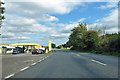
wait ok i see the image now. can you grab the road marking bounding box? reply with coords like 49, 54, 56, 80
31, 62, 37, 65
76, 54, 80, 56
45, 57, 48, 58
20, 66, 29, 71
38, 60, 42, 62
42, 58, 45, 60
91, 59, 107, 66
43, 58, 46, 60
5, 74, 15, 79
24, 60, 33, 62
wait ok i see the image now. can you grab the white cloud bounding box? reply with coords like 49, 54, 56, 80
1, 1, 119, 45
105, 27, 118, 33
88, 8, 118, 34
98, 2, 117, 9
69, 18, 86, 24
78, 18, 86, 22
3, 0, 119, 2
1, 1, 85, 44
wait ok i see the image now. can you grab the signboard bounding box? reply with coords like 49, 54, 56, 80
49, 41, 51, 51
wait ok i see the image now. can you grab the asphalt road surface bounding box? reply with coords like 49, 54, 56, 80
2, 53, 52, 80
2, 50, 119, 79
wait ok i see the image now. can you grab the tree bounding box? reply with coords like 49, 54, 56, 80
0, 1, 5, 28
51, 43, 56, 48
57, 45, 63, 49
68, 23, 87, 50
84, 30, 99, 50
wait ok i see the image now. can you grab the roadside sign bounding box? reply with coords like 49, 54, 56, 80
49, 41, 51, 51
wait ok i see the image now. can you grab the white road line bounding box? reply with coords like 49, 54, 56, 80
44, 57, 46, 59
38, 60, 42, 62
31, 63, 37, 66
76, 54, 80, 56
20, 66, 29, 71
42, 58, 45, 60
91, 59, 107, 66
24, 60, 33, 62
5, 74, 15, 79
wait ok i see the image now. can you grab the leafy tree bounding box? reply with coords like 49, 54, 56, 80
98, 33, 120, 52
0, 1, 5, 28
57, 45, 63, 49
68, 23, 87, 50
65, 22, 119, 54
84, 30, 99, 50
51, 43, 56, 48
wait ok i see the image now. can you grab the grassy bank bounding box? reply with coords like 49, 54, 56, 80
74, 50, 120, 57
90, 51, 120, 57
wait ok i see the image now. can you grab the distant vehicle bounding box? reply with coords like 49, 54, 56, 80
7, 48, 13, 54
12, 49, 19, 54
39, 49, 45, 53
32, 49, 42, 54
6, 46, 15, 54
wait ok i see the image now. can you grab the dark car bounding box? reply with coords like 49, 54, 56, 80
12, 50, 19, 54
32, 49, 42, 54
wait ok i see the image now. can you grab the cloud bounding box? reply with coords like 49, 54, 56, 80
70, 18, 86, 24
1, 1, 119, 45
88, 8, 118, 34
78, 18, 86, 22
98, 2, 117, 9
5, 1, 84, 16
1, 1, 85, 44
105, 27, 118, 33
5, 2, 59, 22
3, 0, 119, 2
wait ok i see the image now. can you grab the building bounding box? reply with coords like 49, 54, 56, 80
11, 43, 39, 52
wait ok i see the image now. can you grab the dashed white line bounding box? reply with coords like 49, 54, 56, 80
76, 54, 80, 56
5, 74, 15, 79
91, 59, 107, 66
31, 63, 37, 66
42, 58, 45, 60
24, 60, 33, 62
38, 60, 42, 62
45, 57, 48, 58
20, 66, 29, 71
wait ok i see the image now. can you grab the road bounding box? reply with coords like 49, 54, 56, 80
2, 50, 119, 79
2, 53, 52, 80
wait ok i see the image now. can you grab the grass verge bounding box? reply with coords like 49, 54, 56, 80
72, 50, 120, 57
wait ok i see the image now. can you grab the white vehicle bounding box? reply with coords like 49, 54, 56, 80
6, 46, 15, 53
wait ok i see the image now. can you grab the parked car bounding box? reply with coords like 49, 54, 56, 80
32, 49, 42, 54
7, 48, 13, 54
12, 50, 19, 54
39, 49, 45, 53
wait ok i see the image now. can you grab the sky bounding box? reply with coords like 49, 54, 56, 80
1, 0, 119, 46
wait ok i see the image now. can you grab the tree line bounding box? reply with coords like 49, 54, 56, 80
62, 23, 120, 55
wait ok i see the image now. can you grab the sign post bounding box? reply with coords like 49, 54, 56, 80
49, 41, 51, 51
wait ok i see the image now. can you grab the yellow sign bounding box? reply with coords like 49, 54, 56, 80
49, 41, 51, 51
37, 45, 42, 48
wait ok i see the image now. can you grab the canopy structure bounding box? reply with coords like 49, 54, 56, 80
0, 44, 9, 47
11, 43, 40, 52
11, 43, 39, 46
